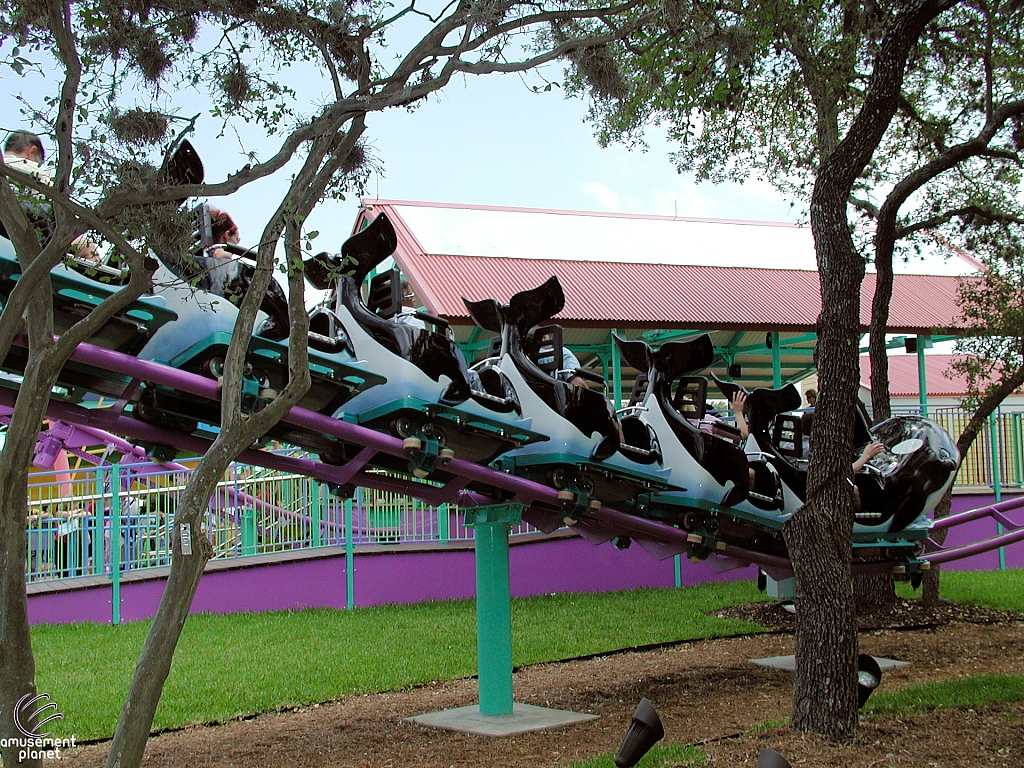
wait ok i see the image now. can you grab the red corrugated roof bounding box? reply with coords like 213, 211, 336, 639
861, 354, 1024, 397
860, 355, 967, 397
357, 202, 970, 332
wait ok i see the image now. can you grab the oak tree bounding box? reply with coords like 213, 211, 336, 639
568, 0, 968, 736
0, 2, 647, 766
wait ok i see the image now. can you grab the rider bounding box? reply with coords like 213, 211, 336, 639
2, 130, 100, 261
394, 278, 427, 329
165, 206, 290, 341
731, 390, 885, 500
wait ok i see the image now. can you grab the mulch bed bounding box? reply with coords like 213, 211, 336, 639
61, 601, 1024, 768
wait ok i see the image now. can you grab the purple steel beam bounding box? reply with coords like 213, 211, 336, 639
929, 495, 1024, 530
925, 527, 1024, 565
3, 386, 900, 577
923, 495, 1024, 564
0, 386, 486, 510
11, 410, 299, 523
6, 336, 959, 576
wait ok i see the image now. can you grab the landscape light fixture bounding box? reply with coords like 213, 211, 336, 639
755, 748, 793, 768
613, 698, 664, 768
857, 654, 883, 707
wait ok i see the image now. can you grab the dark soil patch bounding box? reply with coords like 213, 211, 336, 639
61, 602, 1024, 767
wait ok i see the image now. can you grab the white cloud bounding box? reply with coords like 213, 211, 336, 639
581, 182, 621, 212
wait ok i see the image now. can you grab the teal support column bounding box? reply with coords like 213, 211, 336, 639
110, 463, 121, 626
345, 497, 355, 609
464, 503, 525, 717
989, 412, 1003, 502
611, 329, 623, 410
673, 554, 681, 588
1014, 413, 1023, 487
989, 412, 1005, 570
770, 332, 781, 388
917, 334, 930, 417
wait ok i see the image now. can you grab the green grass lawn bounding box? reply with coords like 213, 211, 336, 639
32, 568, 1024, 743
33, 580, 768, 741
866, 674, 1024, 717
898, 567, 1024, 612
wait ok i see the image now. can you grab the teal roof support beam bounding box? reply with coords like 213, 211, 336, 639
917, 334, 931, 417
611, 329, 623, 410
860, 333, 955, 355
770, 331, 782, 388
641, 328, 712, 344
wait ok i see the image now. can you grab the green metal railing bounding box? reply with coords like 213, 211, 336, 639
24, 459, 537, 586
893, 405, 1024, 491
24, 405, 1022, 593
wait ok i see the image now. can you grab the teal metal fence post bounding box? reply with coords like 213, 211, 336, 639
674, 554, 682, 588
110, 463, 121, 626
1014, 413, 1023, 488
93, 466, 105, 576
437, 503, 450, 543
241, 505, 256, 556
345, 497, 355, 609
311, 481, 322, 548
989, 412, 1005, 570
464, 503, 524, 717
917, 335, 930, 417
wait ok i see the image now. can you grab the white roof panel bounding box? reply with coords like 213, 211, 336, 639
387, 202, 979, 276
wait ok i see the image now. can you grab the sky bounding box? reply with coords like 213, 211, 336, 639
0, 15, 958, 359
212, 69, 806, 257
2, 14, 802, 257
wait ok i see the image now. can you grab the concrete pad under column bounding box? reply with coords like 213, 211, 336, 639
406, 702, 598, 737
750, 655, 910, 671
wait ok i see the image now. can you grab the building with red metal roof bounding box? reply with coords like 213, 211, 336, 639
860, 354, 1024, 409
353, 199, 978, 395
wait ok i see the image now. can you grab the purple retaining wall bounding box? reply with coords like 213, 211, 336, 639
27, 534, 753, 625
27, 493, 1021, 625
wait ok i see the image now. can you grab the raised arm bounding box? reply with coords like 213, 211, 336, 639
853, 441, 885, 472
729, 391, 749, 440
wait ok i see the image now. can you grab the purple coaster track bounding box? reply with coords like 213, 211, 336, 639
924, 495, 1024, 564
7, 334, 1021, 578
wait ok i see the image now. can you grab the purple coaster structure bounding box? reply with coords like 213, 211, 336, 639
9, 334, 1024, 579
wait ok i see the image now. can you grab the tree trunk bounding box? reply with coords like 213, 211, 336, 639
103, 515, 214, 768
868, 241, 895, 424
103, 442, 247, 768
0, 351, 66, 768
854, 571, 897, 612
921, 488, 952, 605
0, 464, 39, 768
786, 1, 952, 737
0, 252, 69, 767
784, 494, 859, 735
785, 204, 863, 736
857, 198, 900, 612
